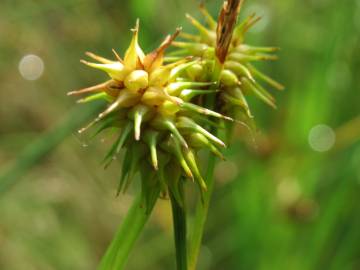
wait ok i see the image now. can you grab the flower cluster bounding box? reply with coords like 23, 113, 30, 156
69, 4, 281, 208
171, 5, 284, 119
69, 21, 232, 207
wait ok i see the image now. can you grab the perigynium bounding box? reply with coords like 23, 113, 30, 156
69, 1, 281, 269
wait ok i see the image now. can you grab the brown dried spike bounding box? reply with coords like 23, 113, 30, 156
143, 27, 182, 71
216, 0, 244, 64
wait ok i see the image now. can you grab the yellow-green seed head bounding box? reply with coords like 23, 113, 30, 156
69, 21, 232, 204
172, 4, 284, 120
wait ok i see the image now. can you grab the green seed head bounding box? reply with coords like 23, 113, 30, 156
172, 3, 284, 120
69, 20, 231, 204
69, 1, 283, 207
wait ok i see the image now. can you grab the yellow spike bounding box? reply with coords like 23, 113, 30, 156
199, 3, 217, 30
163, 56, 183, 63
163, 56, 192, 69
85, 52, 114, 64
80, 60, 126, 81
247, 64, 285, 91
244, 15, 262, 33
185, 14, 214, 41
67, 81, 111, 96
233, 13, 261, 44
76, 92, 110, 104
124, 19, 145, 70
179, 32, 201, 42
78, 117, 99, 134
144, 27, 182, 72
112, 49, 123, 63
97, 89, 140, 121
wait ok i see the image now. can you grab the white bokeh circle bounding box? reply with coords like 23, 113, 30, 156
18, 54, 44, 81
308, 124, 336, 152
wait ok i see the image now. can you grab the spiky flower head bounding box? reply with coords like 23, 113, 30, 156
171, 1, 284, 120
69, 21, 232, 208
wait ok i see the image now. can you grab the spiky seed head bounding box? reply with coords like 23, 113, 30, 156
174, 2, 283, 120
69, 20, 231, 205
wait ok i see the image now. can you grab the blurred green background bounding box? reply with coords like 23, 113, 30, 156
1, 0, 360, 269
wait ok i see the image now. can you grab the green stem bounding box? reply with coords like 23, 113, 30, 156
188, 52, 224, 270
98, 192, 158, 270
188, 154, 217, 270
188, 0, 241, 265
170, 182, 188, 270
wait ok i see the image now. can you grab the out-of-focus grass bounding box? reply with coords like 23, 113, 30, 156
0, 0, 359, 269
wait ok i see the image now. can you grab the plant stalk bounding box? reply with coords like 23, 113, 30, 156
188, 1, 242, 267
187, 56, 223, 268
170, 181, 188, 270
188, 154, 217, 270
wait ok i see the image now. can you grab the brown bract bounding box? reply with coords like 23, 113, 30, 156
216, 0, 243, 63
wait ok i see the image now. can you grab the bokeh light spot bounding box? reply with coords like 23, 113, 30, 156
308, 124, 336, 152
18, 54, 44, 81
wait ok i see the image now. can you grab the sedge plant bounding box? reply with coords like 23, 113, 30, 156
68, 0, 282, 269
